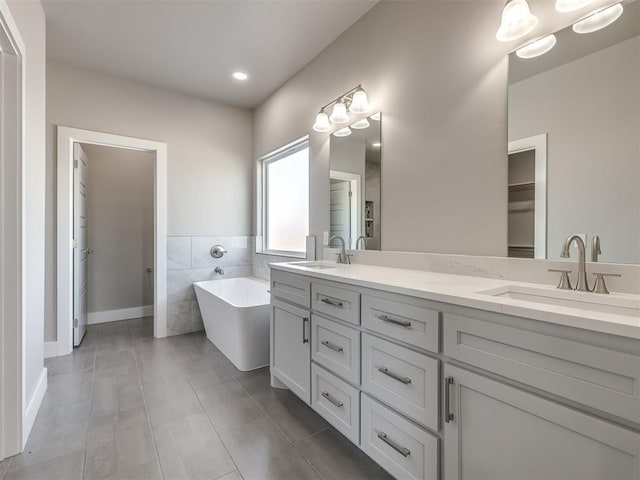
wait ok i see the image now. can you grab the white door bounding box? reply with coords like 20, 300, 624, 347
73, 143, 89, 346
330, 179, 351, 247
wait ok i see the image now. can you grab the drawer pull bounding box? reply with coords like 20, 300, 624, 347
377, 431, 411, 458
321, 391, 344, 408
302, 317, 309, 344
321, 340, 344, 352
444, 376, 454, 423
378, 366, 412, 385
379, 314, 411, 328
321, 297, 344, 308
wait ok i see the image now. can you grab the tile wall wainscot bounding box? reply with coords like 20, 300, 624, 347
167, 235, 252, 335
323, 248, 640, 295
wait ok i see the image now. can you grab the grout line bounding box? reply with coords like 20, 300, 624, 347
81, 334, 98, 480
129, 319, 166, 480
191, 378, 243, 479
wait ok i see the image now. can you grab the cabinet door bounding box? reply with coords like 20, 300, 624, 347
443, 364, 640, 480
271, 299, 311, 404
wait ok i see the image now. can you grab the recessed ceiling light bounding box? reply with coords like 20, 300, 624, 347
232, 71, 248, 81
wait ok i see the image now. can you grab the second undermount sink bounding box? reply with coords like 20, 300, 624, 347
292, 261, 337, 270
478, 285, 640, 318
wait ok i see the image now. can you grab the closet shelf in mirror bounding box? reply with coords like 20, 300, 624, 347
508, 200, 534, 213
508, 181, 535, 191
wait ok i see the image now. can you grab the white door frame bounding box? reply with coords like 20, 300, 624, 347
57, 127, 168, 355
0, 0, 25, 460
508, 133, 548, 260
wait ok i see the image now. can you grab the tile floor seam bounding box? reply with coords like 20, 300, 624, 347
81, 336, 98, 480
191, 379, 245, 480
130, 323, 166, 480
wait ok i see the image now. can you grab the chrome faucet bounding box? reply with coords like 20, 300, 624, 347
591, 235, 602, 262
355, 235, 367, 250
329, 235, 351, 264
560, 234, 589, 291
214, 266, 224, 275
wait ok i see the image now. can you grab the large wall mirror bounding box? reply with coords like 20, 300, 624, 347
329, 113, 381, 250
508, 0, 639, 264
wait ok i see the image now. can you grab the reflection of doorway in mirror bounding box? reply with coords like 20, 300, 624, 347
507, 134, 547, 259
330, 170, 361, 248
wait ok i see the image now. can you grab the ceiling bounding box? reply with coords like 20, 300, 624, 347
42, 0, 378, 109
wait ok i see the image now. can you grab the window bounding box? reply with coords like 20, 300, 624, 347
259, 137, 309, 256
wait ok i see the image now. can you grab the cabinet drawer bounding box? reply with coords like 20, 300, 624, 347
362, 334, 439, 430
362, 293, 440, 353
311, 363, 360, 444
444, 312, 640, 424
311, 283, 360, 325
271, 270, 310, 308
361, 394, 438, 480
311, 315, 360, 385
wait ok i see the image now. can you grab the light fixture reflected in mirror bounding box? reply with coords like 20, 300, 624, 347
555, 0, 593, 12
496, 0, 538, 42
312, 85, 371, 133
573, 3, 624, 33
516, 34, 557, 58
372, 142, 381, 148
370, 111, 381, 121
351, 118, 370, 130
333, 127, 352, 137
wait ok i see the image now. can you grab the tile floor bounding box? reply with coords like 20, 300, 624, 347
1, 318, 392, 480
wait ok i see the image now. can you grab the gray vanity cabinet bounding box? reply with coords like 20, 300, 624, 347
443, 364, 640, 480
271, 298, 311, 404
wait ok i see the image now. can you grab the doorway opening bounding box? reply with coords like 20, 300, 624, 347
57, 127, 167, 356
0, 3, 24, 459
329, 170, 361, 249
507, 134, 547, 259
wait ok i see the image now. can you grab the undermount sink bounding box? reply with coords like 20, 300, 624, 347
478, 285, 640, 318
292, 262, 337, 270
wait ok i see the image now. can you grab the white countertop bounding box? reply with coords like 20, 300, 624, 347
270, 261, 640, 339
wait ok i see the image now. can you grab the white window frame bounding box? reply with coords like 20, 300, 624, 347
257, 136, 309, 258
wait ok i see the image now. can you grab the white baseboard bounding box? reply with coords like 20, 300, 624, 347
44, 341, 58, 359
88, 305, 153, 325
23, 368, 47, 447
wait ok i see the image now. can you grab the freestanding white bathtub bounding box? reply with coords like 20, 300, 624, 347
194, 277, 271, 371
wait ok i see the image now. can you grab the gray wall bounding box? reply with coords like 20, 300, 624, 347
83, 144, 154, 313
253, 1, 510, 256
509, 36, 640, 264
46, 60, 253, 341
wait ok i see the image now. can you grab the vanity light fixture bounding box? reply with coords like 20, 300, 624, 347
333, 127, 352, 137
572, 3, 624, 34
312, 84, 370, 133
351, 118, 371, 130
516, 34, 557, 58
330, 100, 350, 125
370, 111, 381, 121
496, 0, 539, 42
555, 0, 593, 12
232, 71, 248, 81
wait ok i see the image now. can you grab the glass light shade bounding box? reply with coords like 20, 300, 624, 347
349, 89, 369, 114
333, 127, 352, 137
573, 3, 623, 34
516, 34, 557, 59
370, 111, 381, 121
312, 111, 332, 133
351, 119, 370, 130
496, 0, 538, 42
555, 0, 593, 12
329, 101, 350, 125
